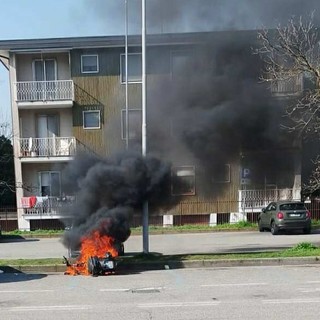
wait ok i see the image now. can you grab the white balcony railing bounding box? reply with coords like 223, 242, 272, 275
239, 188, 301, 212
14, 80, 74, 102
18, 137, 76, 158
271, 74, 303, 95
23, 196, 75, 216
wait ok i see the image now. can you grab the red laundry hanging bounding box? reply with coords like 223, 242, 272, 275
30, 196, 37, 207
21, 196, 37, 208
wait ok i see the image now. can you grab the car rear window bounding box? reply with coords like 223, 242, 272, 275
279, 203, 306, 211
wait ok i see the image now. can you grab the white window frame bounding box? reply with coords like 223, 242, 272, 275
81, 54, 99, 74
212, 164, 231, 183
171, 165, 196, 196
38, 171, 61, 197
121, 108, 142, 140
120, 53, 142, 84
83, 110, 101, 129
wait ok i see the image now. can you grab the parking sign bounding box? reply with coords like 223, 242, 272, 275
241, 168, 251, 185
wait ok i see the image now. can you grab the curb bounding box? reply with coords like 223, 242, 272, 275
118, 256, 320, 271
1, 256, 319, 274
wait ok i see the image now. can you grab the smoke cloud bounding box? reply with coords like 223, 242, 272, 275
82, 0, 320, 35
146, 0, 320, 32
145, 33, 293, 191
62, 152, 180, 250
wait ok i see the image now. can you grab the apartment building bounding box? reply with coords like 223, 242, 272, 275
0, 31, 303, 231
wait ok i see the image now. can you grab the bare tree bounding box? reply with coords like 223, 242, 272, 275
0, 123, 36, 203
257, 13, 320, 134
0, 128, 15, 204
256, 14, 320, 195
303, 156, 320, 196
0, 123, 40, 203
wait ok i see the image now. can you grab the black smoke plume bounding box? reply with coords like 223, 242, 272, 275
62, 152, 180, 251
82, 0, 319, 35
146, 32, 294, 191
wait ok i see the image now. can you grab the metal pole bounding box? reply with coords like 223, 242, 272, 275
142, 0, 149, 254
125, 0, 129, 149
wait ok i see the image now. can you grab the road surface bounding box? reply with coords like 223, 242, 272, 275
1, 230, 320, 259
0, 265, 319, 319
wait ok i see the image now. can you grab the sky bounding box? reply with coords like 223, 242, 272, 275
0, 0, 130, 128
0, 0, 318, 130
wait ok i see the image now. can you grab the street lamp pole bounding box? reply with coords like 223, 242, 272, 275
141, 0, 149, 254
125, 0, 129, 150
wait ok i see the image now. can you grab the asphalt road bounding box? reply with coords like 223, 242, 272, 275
1, 230, 320, 259
0, 265, 320, 319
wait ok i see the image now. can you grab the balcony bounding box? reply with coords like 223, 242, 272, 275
22, 196, 75, 219
18, 137, 76, 161
271, 74, 303, 96
239, 188, 301, 213
14, 80, 74, 108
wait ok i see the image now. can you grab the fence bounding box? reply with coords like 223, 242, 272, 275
0, 207, 18, 232
2, 199, 320, 232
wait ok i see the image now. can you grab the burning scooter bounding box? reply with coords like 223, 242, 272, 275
87, 252, 116, 276
63, 231, 121, 276
64, 251, 116, 276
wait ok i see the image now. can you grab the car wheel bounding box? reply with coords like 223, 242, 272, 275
270, 221, 279, 235
303, 227, 311, 234
258, 219, 264, 232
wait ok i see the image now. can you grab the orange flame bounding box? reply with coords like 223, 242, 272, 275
65, 230, 118, 276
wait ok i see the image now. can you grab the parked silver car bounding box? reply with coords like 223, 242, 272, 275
258, 201, 312, 235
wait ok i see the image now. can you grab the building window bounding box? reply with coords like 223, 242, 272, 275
83, 110, 101, 129
121, 109, 142, 140
36, 114, 59, 156
33, 59, 57, 81
171, 50, 192, 79
120, 53, 142, 83
39, 171, 61, 197
172, 166, 196, 196
212, 164, 231, 183
81, 55, 99, 73
29, 59, 57, 101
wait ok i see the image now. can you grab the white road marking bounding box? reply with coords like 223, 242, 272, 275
263, 298, 320, 304
9, 305, 92, 312
299, 288, 320, 293
100, 287, 165, 292
138, 301, 220, 308
0, 290, 54, 293
100, 288, 130, 292
201, 282, 267, 287
307, 281, 320, 284
132, 287, 164, 291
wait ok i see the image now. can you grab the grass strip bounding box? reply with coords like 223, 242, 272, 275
1, 243, 319, 267
4, 220, 320, 237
